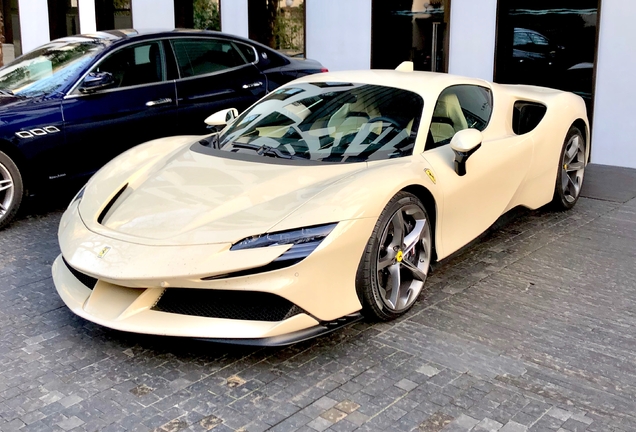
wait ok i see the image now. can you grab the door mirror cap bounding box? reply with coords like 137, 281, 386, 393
450, 129, 483, 176
79, 72, 114, 94
205, 108, 239, 127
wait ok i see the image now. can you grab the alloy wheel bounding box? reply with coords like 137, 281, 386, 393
376, 204, 431, 312
561, 133, 585, 203
0, 162, 14, 220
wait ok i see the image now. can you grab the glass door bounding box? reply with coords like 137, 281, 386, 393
372, 0, 451, 72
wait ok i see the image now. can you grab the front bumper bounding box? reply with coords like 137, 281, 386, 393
53, 208, 375, 342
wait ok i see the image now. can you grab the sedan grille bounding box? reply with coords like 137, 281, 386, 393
62, 257, 98, 290
152, 289, 305, 322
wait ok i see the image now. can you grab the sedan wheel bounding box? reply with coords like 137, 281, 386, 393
0, 151, 23, 230
357, 192, 432, 321
552, 126, 585, 210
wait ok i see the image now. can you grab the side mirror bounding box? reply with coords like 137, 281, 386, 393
79, 72, 114, 94
450, 129, 482, 176
204, 108, 239, 127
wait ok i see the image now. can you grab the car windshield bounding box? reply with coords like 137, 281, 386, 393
217, 82, 424, 163
0, 38, 106, 97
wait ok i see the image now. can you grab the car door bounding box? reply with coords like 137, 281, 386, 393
61, 40, 177, 175
169, 37, 267, 135
422, 85, 533, 256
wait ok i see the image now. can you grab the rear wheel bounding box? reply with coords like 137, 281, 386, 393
0, 151, 23, 230
356, 192, 432, 321
552, 126, 585, 210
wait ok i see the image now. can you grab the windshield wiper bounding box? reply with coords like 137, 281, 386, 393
0, 89, 14, 96
199, 133, 221, 149
230, 142, 296, 159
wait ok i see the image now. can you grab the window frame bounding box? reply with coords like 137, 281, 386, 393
167, 37, 260, 82
425, 84, 494, 150
66, 39, 168, 97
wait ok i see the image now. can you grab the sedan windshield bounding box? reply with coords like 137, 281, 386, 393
0, 38, 106, 97
218, 82, 424, 163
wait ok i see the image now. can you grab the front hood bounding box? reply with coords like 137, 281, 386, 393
79, 143, 366, 245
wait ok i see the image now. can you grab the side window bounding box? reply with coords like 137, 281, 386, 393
90, 41, 164, 89
528, 33, 549, 47
234, 42, 258, 64
513, 31, 532, 47
427, 85, 493, 149
171, 38, 248, 78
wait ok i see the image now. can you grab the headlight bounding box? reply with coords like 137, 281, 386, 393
231, 223, 337, 264
231, 223, 337, 250
68, 185, 86, 208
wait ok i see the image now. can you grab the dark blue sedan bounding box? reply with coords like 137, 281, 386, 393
0, 29, 326, 228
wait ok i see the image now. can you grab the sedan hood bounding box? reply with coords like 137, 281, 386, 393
79, 141, 366, 246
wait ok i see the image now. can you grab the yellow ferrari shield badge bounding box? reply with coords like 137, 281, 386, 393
396, 250, 404, 262
425, 168, 436, 184
97, 246, 111, 259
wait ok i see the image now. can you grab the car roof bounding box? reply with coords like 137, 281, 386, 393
292, 69, 492, 101
55, 29, 263, 45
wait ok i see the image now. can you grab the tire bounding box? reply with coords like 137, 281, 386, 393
0, 151, 24, 230
356, 191, 432, 321
551, 126, 585, 210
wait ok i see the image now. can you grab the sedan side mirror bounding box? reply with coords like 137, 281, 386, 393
450, 129, 483, 176
205, 108, 239, 127
79, 72, 114, 94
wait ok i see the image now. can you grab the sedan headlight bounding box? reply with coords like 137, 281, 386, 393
231, 223, 337, 263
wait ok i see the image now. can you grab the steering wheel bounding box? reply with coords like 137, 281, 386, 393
368, 116, 402, 129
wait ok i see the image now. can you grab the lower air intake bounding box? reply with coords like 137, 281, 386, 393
63, 257, 98, 290
152, 289, 305, 322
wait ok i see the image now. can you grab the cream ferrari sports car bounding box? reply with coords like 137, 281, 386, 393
52, 64, 589, 345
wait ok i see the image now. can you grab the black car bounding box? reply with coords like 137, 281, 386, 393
0, 29, 326, 228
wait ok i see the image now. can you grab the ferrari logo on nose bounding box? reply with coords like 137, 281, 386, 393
396, 250, 404, 262
97, 246, 111, 259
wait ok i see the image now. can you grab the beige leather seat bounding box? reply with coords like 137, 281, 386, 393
430, 92, 468, 144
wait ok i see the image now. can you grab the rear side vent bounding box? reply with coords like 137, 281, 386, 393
513, 101, 547, 135
97, 183, 128, 224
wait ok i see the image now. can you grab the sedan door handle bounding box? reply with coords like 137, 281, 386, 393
242, 82, 263, 89
145, 98, 173, 107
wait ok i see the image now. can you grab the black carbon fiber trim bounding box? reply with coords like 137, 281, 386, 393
151, 289, 305, 322
62, 257, 98, 290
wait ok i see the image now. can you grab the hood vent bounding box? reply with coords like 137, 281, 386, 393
98, 183, 129, 225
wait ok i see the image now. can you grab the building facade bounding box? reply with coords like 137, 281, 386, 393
1, 0, 633, 169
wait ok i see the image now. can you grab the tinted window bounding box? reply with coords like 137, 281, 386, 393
90, 41, 164, 89
217, 82, 424, 163
235, 42, 257, 63
513, 31, 532, 47
428, 85, 493, 149
171, 38, 247, 78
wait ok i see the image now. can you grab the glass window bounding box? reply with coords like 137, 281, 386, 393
89, 41, 164, 89
48, 0, 80, 40
248, 0, 305, 57
175, 0, 220, 31
171, 38, 247, 78
495, 1, 599, 118
216, 82, 424, 163
428, 85, 493, 148
372, 0, 451, 72
95, 0, 132, 31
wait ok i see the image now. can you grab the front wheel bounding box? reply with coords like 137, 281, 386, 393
0, 151, 23, 230
356, 192, 432, 321
551, 126, 586, 210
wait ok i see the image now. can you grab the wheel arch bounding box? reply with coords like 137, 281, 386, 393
400, 184, 439, 261
0, 140, 30, 191
571, 118, 590, 162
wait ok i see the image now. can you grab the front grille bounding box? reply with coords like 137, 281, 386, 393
62, 257, 98, 290
152, 289, 305, 322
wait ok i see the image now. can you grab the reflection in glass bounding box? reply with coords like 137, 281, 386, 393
48, 0, 80, 40
248, 0, 305, 57
175, 0, 220, 31
495, 1, 599, 117
372, 0, 450, 72
95, 0, 132, 31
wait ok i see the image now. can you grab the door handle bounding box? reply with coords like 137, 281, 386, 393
145, 98, 173, 107
242, 82, 263, 89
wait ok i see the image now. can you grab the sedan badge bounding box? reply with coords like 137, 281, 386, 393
97, 246, 111, 259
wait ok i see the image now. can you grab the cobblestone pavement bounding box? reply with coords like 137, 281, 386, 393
1, 166, 636, 432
